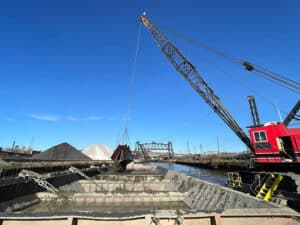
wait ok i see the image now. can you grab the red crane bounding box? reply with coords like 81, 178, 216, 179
140, 14, 300, 165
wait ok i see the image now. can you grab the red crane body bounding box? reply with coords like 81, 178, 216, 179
249, 123, 300, 163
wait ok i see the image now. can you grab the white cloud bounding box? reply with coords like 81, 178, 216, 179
86, 116, 104, 121
108, 116, 127, 121
66, 116, 79, 121
66, 115, 105, 121
5, 118, 16, 121
29, 114, 125, 122
30, 114, 60, 121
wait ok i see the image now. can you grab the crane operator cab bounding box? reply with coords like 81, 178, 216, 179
249, 122, 300, 163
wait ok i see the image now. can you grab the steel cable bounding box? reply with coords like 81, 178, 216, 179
159, 25, 300, 95
121, 22, 142, 145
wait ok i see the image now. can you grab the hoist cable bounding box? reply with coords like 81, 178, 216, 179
192, 49, 291, 117
159, 25, 300, 94
159, 25, 243, 66
252, 66, 300, 94
120, 22, 142, 145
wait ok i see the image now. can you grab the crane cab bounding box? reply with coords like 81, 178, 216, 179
249, 122, 300, 163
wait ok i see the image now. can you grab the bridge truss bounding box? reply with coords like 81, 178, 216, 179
134, 141, 174, 160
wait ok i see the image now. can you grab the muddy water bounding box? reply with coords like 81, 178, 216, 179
147, 162, 227, 185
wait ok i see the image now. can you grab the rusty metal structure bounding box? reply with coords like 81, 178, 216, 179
134, 141, 174, 159
111, 144, 133, 171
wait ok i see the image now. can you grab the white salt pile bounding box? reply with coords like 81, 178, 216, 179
83, 144, 113, 160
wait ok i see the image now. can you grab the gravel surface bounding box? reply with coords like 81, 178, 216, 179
32, 143, 91, 161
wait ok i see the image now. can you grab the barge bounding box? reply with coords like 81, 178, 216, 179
0, 161, 298, 225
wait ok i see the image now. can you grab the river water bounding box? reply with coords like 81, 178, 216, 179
146, 162, 228, 186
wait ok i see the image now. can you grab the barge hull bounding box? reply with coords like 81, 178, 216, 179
0, 212, 297, 225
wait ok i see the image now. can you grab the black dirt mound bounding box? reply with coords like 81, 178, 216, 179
32, 142, 91, 161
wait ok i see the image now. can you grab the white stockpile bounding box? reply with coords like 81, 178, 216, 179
83, 144, 113, 160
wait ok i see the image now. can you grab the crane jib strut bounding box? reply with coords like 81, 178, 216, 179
140, 15, 253, 152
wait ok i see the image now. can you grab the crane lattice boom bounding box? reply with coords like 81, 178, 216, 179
140, 15, 253, 152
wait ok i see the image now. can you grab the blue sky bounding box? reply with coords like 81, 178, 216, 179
0, 1, 299, 153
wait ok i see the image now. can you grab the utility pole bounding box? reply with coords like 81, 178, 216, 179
217, 136, 220, 155
186, 140, 190, 161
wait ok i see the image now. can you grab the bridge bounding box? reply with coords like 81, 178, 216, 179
134, 141, 174, 159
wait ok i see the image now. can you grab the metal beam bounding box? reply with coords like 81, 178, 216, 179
283, 100, 300, 126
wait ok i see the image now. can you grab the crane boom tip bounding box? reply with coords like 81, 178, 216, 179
140, 12, 147, 21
